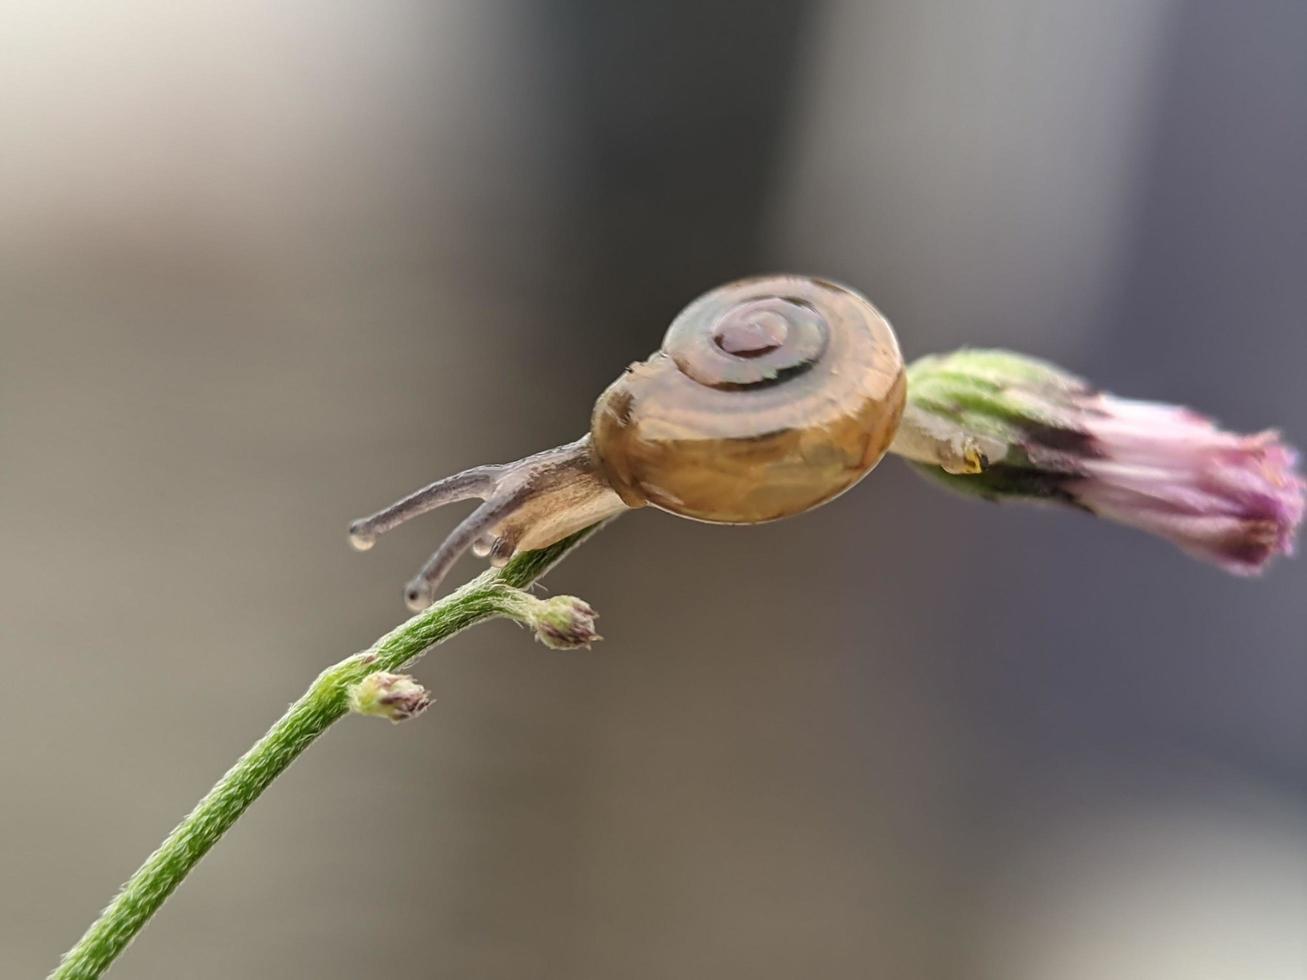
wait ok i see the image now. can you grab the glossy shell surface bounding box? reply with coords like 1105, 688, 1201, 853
590, 275, 906, 524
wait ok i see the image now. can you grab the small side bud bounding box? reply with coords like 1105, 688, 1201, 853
496, 589, 602, 650
347, 672, 432, 723
529, 595, 602, 650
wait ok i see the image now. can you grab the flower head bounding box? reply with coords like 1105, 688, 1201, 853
898, 350, 1304, 574
347, 672, 432, 723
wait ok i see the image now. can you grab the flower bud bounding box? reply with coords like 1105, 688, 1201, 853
896, 349, 1304, 574
529, 595, 602, 650
496, 589, 602, 650
347, 672, 432, 723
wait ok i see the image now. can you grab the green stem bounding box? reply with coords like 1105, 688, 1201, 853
50, 524, 603, 980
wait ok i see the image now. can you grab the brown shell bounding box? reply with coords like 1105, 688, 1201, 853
589, 275, 906, 524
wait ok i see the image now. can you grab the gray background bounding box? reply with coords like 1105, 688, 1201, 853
3, 2, 1304, 977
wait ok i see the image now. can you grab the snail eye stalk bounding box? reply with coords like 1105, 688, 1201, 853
347, 467, 501, 551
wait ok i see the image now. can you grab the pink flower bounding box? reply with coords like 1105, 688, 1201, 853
900, 350, 1305, 574
1067, 399, 1304, 574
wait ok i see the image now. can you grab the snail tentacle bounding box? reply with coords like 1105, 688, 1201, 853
402, 490, 530, 610
348, 465, 502, 550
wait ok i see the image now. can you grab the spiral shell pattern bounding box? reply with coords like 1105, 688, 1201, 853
590, 275, 906, 524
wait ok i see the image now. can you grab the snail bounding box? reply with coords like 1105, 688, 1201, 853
350, 275, 907, 610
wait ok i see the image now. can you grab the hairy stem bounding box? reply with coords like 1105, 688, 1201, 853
50, 524, 603, 980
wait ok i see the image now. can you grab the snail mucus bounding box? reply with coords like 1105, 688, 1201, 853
350, 275, 909, 610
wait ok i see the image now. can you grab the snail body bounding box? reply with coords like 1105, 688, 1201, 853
351, 275, 906, 609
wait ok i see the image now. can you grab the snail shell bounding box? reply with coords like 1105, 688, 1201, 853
591, 275, 906, 523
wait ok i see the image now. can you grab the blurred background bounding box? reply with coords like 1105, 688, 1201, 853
3, 2, 1304, 977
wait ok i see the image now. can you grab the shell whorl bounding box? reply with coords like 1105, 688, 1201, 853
590, 275, 906, 525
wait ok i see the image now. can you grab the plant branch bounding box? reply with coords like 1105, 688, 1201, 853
50, 345, 1305, 979
49, 523, 604, 980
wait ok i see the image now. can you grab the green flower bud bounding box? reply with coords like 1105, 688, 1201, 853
347, 672, 432, 723
495, 589, 602, 650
